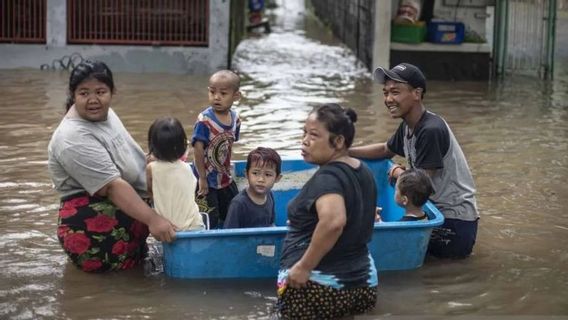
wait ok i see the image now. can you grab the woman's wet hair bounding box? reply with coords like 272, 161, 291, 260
66, 60, 115, 111
147, 117, 188, 162
246, 147, 282, 176
397, 168, 434, 207
311, 103, 358, 148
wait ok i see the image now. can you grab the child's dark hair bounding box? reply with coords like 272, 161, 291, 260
66, 60, 115, 111
148, 117, 188, 162
311, 103, 358, 148
246, 147, 282, 176
397, 168, 434, 207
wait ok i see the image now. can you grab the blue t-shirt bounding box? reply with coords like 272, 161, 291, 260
191, 106, 240, 189
223, 189, 275, 229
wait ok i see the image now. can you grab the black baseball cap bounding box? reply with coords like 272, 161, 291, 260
373, 63, 426, 93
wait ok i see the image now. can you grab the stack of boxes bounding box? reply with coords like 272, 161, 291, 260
392, 21, 465, 45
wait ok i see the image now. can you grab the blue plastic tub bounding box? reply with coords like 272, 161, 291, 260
163, 158, 444, 279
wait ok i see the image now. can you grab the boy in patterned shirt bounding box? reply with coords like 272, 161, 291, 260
192, 70, 241, 229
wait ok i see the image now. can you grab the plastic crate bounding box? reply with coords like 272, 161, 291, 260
391, 22, 426, 44
427, 21, 465, 44
248, 0, 264, 11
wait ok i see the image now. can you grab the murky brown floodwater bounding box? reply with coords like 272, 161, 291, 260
1, 0, 568, 319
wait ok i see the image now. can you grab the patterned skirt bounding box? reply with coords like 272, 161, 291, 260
57, 193, 149, 272
276, 280, 377, 320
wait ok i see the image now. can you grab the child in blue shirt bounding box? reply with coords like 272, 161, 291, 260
224, 147, 282, 229
192, 70, 241, 229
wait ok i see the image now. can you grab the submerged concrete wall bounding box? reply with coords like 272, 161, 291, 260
0, 0, 232, 74
229, 0, 247, 68
309, 0, 373, 70
308, 0, 391, 71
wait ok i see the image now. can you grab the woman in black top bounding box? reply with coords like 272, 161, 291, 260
276, 103, 378, 319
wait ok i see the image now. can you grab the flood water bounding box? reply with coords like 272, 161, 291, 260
1, 1, 568, 319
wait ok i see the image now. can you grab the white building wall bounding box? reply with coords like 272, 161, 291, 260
373, 1, 392, 70
0, 0, 231, 74
47, 0, 67, 47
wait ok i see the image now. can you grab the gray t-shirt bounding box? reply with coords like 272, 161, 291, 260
388, 111, 479, 221
48, 108, 147, 198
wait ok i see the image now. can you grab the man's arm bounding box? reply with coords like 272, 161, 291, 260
389, 166, 437, 182
349, 142, 396, 159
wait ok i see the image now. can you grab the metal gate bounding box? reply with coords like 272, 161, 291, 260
67, 0, 209, 46
0, 0, 46, 44
310, 0, 375, 70
494, 0, 557, 79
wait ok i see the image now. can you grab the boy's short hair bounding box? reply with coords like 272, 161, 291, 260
246, 147, 282, 176
210, 70, 240, 91
397, 168, 434, 207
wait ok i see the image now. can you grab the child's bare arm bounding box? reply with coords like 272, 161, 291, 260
193, 141, 208, 196
145, 163, 153, 199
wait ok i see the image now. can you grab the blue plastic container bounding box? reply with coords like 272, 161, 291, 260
248, 0, 264, 12
163, 158, 444, 279
427, 21, 465, 44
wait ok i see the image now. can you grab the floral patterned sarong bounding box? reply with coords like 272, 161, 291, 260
57, 193, 149, 272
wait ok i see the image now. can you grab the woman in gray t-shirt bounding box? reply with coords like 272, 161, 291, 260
47, 60, 176, 272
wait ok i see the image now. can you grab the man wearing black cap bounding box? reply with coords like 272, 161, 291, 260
350, 63, 479, 259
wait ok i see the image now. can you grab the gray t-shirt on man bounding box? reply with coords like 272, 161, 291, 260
387, 111, 479, 221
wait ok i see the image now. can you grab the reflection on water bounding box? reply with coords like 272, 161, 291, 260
1, 0, 568, 318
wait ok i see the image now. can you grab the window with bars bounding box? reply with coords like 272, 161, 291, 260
67, 0, 209, 46
0, 0, 47, 44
